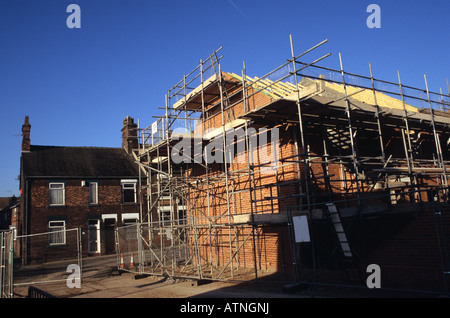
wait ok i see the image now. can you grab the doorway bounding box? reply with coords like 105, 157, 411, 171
104, 218, 116, 254
88, 219, 100, 254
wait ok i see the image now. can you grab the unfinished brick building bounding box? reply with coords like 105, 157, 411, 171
123, 38, 450, 293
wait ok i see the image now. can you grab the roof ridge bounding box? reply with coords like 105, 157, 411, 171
31, 145, 123, 149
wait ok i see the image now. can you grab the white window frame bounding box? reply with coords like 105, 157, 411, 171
89, 182, 99, 205
121, 180, 137, 203
121, 213, 139, 224
158, 206, 173, 226
48, 220, 66, 245
49, 182, 65, 206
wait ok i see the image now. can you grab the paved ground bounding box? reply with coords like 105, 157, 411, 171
12, 255, 446, 300
14, 270, 442, 299
10, 257, 447, 317
13, 266, 305, 299
13, 267, 446, 318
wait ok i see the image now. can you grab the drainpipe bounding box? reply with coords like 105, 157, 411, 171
23, 178, 29, 265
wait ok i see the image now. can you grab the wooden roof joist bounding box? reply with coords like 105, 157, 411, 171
239, 89, 450, 133
172, 73, 242, 111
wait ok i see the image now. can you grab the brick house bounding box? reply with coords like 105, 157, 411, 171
0, 196, 19, 231
18, 116, 144, 264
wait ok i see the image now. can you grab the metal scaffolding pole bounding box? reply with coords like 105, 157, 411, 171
242, 61, 260, 279
289, 35, 330, 276
369, 63, 386, 163
218, 63, 234, 278
289, 35, 313, 210
397, 72, 414, 162
425, 74, 448, 190
339, 52, 362, 205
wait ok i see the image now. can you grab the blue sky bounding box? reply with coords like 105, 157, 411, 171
0, 0, 449, 197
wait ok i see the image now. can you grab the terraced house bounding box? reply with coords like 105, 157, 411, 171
18, 116, 144, 264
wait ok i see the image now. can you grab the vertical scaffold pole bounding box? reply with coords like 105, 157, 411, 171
398, 70, 418, 200
289, 35, 311, 210
369, 63, 386, 163
242, 61, 259, 279
339, 53, 361, 206
425, 75, 448, 190
218, 62, 234, 278
289, 34, 317, 276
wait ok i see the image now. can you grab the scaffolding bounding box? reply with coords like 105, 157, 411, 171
124, 36, 450, 293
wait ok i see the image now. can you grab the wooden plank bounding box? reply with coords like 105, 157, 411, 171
284, 83, 319, 101
202, 119, 247, 140
173, 74, 218, 109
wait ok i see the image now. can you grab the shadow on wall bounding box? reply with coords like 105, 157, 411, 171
282, 206, 450, 294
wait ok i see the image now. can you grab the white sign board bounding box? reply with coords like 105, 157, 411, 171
151, 121, 158, 135
292, 215, 310, 243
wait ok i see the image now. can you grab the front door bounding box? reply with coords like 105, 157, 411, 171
88, 219, 100, 254
104, 218, 116, 254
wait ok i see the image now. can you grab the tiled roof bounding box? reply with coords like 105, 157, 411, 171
22, 145, 139, 178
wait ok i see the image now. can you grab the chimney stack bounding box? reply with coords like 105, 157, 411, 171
22, 116, 31, 152
121, 116, 138, 153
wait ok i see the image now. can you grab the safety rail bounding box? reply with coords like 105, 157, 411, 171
27, 286, 56, 298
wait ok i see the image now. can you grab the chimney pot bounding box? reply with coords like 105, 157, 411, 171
121, 116, 138, 153
21, 116, 31, 152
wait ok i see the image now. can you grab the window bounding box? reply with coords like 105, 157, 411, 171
49, 221, 66, 245
89, 182, 98, 205
178, 205, 187, 225
88, 219, 100, 253
122, 218, 138, 240
158, 206, 172, 226
122, 218, 138, 225
121, 180, 136, 203
49, 182, 65, 206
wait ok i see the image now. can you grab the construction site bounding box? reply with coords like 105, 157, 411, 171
114, 36, 450, 296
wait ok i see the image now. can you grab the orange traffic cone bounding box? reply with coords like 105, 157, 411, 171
130, 253, 135, 268
120, 253, 124, 269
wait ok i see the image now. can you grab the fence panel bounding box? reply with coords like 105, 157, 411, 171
116, 222, 197, 278
115, 221, 259, 281
115, 223, 140, 271
14, 228, 82, 287
0, 230, 14, 298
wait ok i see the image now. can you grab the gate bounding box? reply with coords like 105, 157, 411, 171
115, 220, 259, 281
14, 228, 82, 287
0, 230, 14, 298
115, 221, 197, 279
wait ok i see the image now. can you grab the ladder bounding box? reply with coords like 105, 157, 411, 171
325, 203, 361, 283
325, 203, 352, 257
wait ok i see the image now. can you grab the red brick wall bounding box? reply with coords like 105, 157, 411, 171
356, 204, 450, 292
186, 80, 302, 273
22, 178, 144, 263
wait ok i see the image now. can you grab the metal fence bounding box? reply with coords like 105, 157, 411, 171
115, 221, 261, 281
0, 230, 14, 298
14, 228, 82, 287
116, 221, 203, 279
